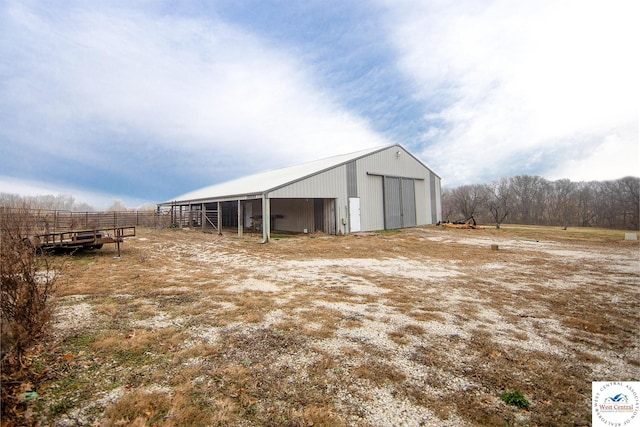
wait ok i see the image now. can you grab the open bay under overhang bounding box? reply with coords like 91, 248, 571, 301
159, 196, 336, 243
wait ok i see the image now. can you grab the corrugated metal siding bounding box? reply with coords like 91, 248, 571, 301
269, 165, 348, 234
401, 178, 416, 227
323, 199, 336, 234
360, 174, 384, 231
357, 146, 436, 230
346, 161, 357, 197
434, 175, 442, 222
383, 177, 417, 229
384, 177, 402, 229
429, 173, 437, 223
415, 179, 427, 225
269, 165, 347, 199
271, 199, 314, 232
313, 199, 323, 232
357, 146, 431, 179
262, 145, 440, 233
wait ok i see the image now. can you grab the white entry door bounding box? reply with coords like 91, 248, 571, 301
349, 197, 361, 233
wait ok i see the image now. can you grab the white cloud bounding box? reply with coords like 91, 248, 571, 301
546, 124, 639, 182
379, 0, 639, 185
3, 0, 636, 202
2, 2, 389, 178
0, 175, 150, 209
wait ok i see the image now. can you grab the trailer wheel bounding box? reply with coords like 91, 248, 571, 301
22, 237, 34, 249
22, 237, 41, 254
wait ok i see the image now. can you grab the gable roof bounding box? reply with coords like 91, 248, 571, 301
162, 145, 396, 204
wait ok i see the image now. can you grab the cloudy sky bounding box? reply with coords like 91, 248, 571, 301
1, 0, 637, 208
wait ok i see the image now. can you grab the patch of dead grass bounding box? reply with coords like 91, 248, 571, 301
103, 389, 172, 426
353, 359, 407, 388
33, 226, 640, 426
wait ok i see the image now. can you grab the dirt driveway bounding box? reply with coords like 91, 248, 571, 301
46, 225, 639, 426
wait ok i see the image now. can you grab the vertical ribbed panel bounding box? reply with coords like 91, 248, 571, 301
384, 177, 402, 229
401, 178, 416, 227
346, 161, 357, 198
430, 173, 437, 223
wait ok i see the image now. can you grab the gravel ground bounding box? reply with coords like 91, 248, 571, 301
45, 225, 640, 426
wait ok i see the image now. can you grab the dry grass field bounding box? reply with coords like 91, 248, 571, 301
26, 225, 639, 426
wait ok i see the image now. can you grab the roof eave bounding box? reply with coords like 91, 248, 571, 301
158, 191, 267, 206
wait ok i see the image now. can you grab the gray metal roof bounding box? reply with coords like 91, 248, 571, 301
162, 144, 396, 204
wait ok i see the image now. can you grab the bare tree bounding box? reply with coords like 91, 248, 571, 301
107, 199, 128, 212
615, 177, 640, 230
0, 193, 95, 212
443, 175, 638, 230
440, 188, 457, 222
509, 175, 547, 224
485, 178, 511, 228
548, 179, 577, 228
575, 182, 598, 227
449, 184, 487, 220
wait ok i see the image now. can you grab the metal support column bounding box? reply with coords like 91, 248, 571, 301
201, 203, 205, 231
237, 200, 243, 238
217, 202, 222, 235
261, 196, 270, 243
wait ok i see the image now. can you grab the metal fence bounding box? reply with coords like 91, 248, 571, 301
0, 208, 173, 235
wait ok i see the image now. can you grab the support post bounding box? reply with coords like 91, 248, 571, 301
237, 200, 243, 238
116, 228, 121, 257
217, 202, 222, 235
201, 203, 205, 231
261, 196, 270, 243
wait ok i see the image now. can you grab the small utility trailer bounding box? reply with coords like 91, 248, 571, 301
25, 226, 136, 256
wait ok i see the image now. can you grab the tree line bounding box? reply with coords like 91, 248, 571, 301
0, 193, 155, 212
0, 193, 94, 212
442, 175, 639, 230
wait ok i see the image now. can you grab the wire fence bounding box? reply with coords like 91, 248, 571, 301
0, 208, 173, 235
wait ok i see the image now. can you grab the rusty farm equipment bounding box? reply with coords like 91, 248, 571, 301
439, 216, 482, 230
